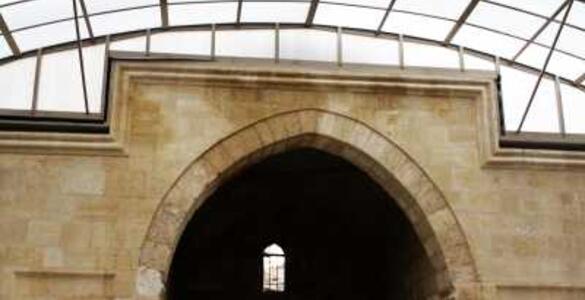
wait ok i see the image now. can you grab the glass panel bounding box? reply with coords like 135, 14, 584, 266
0, 35, 11, 58
500, 65, 559, 133
84, 0, 158, 14
314, 4, 385, 30
489, 0, 563, 16
557, 26, 585, 59
521, 77, 559, 133
567, 2, 585, 29
467, 2, 545, 39
343, 34, 398, 65
518, 45, 585, 80
327, 0, 391, 9
36, 45, 104, 113
90, 7, 160, 36
169, 2, 237, 26
110, 36, 146, 52
463, 54, 495, 71
217, 30, 274, 58
241, 2, 310, 23
537, 24, 585, 58
383, 11, 454, 40
83, 44, 106, 113
516, 44, 547, 68
280, 29, 336, 62
13, 19, 90, 52
151, 31, 211, 55
403, 42, 459, 68
500, 65, 534, 131
453, 25, 523, 58
536, 22, 561, 46
37, 49, 85, 112
561, 84, 585, 134
0, 56, 35, 109
394, 0, 471, 19
1, 0, 72, 30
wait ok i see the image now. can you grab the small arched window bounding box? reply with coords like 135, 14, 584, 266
262, 243, 285, 292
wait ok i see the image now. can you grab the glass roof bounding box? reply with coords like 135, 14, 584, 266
0, 1, 581, 65
0, 0, 583, 137
0, 0, 581, 79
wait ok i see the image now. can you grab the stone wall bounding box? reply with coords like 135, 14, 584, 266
1, 60, 585, 299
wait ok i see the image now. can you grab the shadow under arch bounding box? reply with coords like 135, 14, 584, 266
136, 108, 481, 299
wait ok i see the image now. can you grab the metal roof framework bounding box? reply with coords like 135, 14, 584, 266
0, 0, 584, 139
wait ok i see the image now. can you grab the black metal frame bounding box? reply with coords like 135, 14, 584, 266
0, 49, 583, 151
1, 22, 583, 92
0, 13, 20, 55
444, 0, 479, 44
516, 0, 574, 133
0, 0, 584, 150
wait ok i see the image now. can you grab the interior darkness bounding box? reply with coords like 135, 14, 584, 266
167, 149, 434, 300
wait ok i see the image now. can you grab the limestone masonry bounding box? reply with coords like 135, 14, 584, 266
1, 60, 585, 299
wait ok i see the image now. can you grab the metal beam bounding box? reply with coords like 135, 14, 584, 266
160, 0, 169, 27
398, 34, 404, 69
516, 0, 574, 133
0, 22, 583, 93
576, 72, 585, 85
512, 0, 569, 61
0, 13, 20, 56
444, 0, 479, 43
31, 48, 43, 114
72, 0, 90, 114
337, 27, 343, 67
375, 0, 397, 35
305, 0, 320, 27
211, 24, 216, 60
100, 35, 110, 115
458, 46, 465, 71
494, 56, 501, 74
554, 76, 566, 135
275, 23, 280, 63
236, 0, 243, 25
145, 28, 151, 56
78, 0, 94, 39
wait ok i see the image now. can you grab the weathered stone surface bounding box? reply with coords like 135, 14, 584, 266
3, 62, 585, 299
136, 266, 164, 297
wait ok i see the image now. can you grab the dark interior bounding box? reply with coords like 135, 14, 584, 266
167, 148, 437, 300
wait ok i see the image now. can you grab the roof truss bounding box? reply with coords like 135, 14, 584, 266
516, 0, 574, 133
0, 13, 20, 56
160, 0, 169, 27
444, 0, 479, 43
306, 0, 320, 27
375, 0, 397, 35
512, 0, 570, 61
78, 0, 94, 39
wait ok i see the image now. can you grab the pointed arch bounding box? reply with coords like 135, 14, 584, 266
136, 108, 481, 299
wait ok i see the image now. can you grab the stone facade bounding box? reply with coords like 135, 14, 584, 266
1, 59, 585, 299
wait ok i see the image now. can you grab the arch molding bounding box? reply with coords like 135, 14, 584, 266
137, 108, 481, 299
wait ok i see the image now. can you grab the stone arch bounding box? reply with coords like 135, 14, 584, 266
136, 108, 481, 299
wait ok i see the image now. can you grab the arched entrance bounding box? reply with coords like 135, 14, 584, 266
169, 148, 439, 299
136, 109, 480, 299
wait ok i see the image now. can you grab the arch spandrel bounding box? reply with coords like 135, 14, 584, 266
137, 108, 481, 299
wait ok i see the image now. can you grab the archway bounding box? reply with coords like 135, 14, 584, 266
169, 148, 444, 299
137, 109, 480, 299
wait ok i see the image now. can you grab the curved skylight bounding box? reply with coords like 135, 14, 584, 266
0, 0, 583, 136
